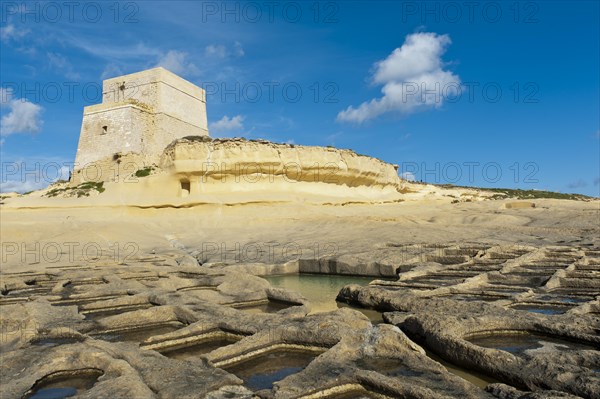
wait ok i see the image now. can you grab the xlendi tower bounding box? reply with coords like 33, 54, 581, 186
73, 67, 208, 183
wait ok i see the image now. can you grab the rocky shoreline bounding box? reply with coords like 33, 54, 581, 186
1, 242, 598, 398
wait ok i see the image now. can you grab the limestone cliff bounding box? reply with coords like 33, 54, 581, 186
148, 137, 404, 203
10, 137, 407, 207
161, 136, 401, 189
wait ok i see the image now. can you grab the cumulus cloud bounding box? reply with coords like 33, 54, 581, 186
209, 115, 245, 134
155, 50, 199, 76
337, 32, 460, 124
0, 88, 43, 137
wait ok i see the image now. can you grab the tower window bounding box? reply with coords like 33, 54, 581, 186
101, 125, 108, 135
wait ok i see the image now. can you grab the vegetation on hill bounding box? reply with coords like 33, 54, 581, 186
135, 167, 154, 177
439, 185, 595, 201
45, 182, 105, 198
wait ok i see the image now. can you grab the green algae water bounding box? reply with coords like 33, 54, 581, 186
264, 273, 507, 389
263, 273, 378, 314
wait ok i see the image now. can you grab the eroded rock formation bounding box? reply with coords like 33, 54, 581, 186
1, 243, 598, 398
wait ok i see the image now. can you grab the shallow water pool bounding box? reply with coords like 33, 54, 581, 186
467, 332, 598, 355
23, 369, 103, 399
224, 349, 321, 391
263, 273, 379, 314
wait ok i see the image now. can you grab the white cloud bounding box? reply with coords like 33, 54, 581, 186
205, 44, 227, 59
0, 23, 28, 43
209, 115, 245, 134
204, 42, 245, 59
0, 179, 46, 193
233, 41, 245, 57
155, 50, 199, 76
0, 88, 43, 137
337, 32, 460, 124
0, 164, 70, 194
373, 33, 451, 84
68, 39, 160, 60
400, 172, 416, 182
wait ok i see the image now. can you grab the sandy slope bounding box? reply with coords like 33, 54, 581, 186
1, 196, 598, 274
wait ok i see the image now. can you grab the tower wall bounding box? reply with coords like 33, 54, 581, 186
72, 67, 209, 183
74, 104, 150, 169
101, 67, 207, 132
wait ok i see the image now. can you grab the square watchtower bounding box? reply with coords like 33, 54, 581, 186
73, 67, 208, 178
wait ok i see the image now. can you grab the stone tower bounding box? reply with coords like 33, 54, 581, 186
72, 67, 208, 182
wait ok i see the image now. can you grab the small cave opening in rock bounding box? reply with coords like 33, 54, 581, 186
180, 180, 190, 197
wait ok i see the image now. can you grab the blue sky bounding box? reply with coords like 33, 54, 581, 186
1, 1, 598, 196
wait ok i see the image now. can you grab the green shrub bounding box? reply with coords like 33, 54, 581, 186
439, 184, 593, 201
135, 167, 153, 177
43, 181, 104, 198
